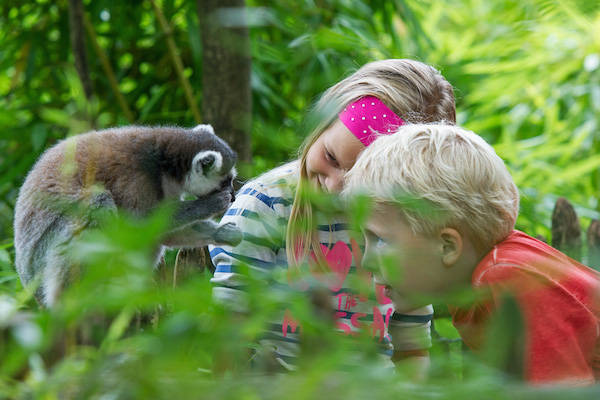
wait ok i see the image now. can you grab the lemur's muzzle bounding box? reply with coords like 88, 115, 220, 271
220, 175, 235, 202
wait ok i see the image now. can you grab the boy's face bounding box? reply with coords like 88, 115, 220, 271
362, 204, 450, 310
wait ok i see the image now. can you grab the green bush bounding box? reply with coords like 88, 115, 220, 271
1, 0, 599, 397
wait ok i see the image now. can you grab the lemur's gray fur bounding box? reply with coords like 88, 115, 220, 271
14, 124, 241, 307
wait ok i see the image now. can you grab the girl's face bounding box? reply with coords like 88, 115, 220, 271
305, 120, 365, 193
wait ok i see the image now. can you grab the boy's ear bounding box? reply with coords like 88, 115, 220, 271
439, 228, 463, 267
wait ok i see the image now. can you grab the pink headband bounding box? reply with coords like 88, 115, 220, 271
338, 96, 404, 147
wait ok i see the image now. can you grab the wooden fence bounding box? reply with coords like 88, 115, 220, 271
552, 197, 600, 268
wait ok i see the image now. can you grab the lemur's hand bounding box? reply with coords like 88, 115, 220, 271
199, 189, 233, 216
213, 222, 242, 246
174, 189, 233, 222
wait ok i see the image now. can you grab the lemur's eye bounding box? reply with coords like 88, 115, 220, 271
201, 154, 215, 165
200, 154, 215, 174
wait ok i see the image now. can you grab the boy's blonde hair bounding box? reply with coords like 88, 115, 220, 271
344, 124, 519, 250
286, 59, 456, 266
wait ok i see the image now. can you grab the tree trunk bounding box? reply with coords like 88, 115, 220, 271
174, 1, 252, 280
197, 0, 252, 164
67, 0, 93, 99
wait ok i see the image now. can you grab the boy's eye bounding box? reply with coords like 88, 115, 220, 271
365, 231, 388, 251
376, 237, 388, 250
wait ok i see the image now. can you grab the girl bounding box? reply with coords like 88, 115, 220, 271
209, 59, 456, 370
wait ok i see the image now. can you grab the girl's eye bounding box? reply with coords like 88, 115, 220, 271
325, 150, 339, 167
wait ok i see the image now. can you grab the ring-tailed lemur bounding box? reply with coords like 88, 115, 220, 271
14, 124, 242, 307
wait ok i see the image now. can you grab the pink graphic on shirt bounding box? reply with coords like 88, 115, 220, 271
350, 238, 371, 302
282, 309, 299, 337
351, 312, 367, 329
281, 239, 394, 342
335, 312, 353, 334
335, 292, 361, 310
344, 294, 358, 310
309, 241, 352, 292
375, 284, 393, 305
372, 306, 393, 341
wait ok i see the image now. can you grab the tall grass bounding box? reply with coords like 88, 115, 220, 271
1, 0, 599, 397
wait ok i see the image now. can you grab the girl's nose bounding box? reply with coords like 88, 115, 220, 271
324, 171, 344, 193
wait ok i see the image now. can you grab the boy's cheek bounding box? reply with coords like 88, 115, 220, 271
379, 253, 404, 287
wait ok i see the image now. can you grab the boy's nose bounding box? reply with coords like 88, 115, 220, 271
361, 245, 380, 273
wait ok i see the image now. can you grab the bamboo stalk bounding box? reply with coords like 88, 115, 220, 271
149, 0, 202, 123
82, 12, 135, 123
9, 15, 49, 95
10, 41, 31, 93
152, 0, 204, 285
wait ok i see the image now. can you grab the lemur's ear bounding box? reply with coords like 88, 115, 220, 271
192, 124, 215, 135
193, 151, 223, 175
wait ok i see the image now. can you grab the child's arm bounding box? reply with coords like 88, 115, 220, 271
208, 178, 290, 372
388, 304, 434, 380
209, 180, 287, 312
482, 265, 598, 384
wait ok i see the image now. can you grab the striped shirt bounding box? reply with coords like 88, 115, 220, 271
209, 161, 433, 368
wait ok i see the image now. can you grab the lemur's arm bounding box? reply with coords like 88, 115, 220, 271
164, 188, 240, 247
172, 190, 232, 223
162, 221, 242, 248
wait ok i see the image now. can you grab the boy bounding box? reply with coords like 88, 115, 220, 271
343, 124, 600, 384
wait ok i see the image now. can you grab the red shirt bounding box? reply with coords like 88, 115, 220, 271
450, 230, 600, 384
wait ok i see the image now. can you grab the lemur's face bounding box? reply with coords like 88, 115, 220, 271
184, 150, 237, 199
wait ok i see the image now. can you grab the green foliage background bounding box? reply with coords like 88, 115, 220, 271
1, 0, 600, 397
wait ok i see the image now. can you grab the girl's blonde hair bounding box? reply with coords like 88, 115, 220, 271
343, 124, 520, 251
286, 59, 456, 267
